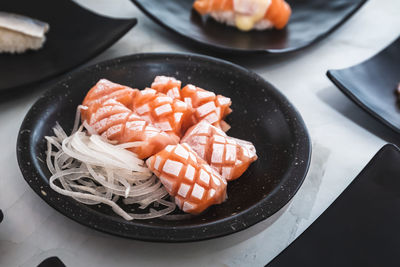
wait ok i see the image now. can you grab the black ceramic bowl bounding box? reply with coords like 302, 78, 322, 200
131, 0, 367, 54
17, 53, 311, 242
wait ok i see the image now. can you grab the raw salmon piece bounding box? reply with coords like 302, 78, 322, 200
193, 0, 234, 15
181, 121, 257, 181
151, 76, 182, 100
132, 88, 192, 139
193, 0, 291, 30
89, 99, 178, 159
265, 0, 291, 30
81, 79, 137, 122
181, 84, 232, 131
146, 143, 227, 214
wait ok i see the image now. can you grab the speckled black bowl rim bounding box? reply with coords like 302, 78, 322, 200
17, 53, 311, 242
131, 0, 367, 55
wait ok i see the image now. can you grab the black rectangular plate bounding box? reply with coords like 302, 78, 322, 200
327, 37, 400, 134
132, 0, 367, 54
0, 0, 136, 92
267, 144, 400, 267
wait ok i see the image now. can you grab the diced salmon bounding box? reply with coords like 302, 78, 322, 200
151, 76, 182, 100
181, 84, 232, 131
131, 88, 192, 139
81, 79, 137, 122
88, 99, 178, 159
146, 143, 227, 214
181, 121, 257, 181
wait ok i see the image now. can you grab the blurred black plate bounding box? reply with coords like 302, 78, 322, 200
328, 37, 400, 134
131, 0, 366, 54
17, 53, 311, 242
38, 257, 65, 267
267, 144, 400, 267
0, 0, 137, 91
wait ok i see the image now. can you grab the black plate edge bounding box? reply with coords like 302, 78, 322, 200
266, 143, 400, 266
326, 68, 400, 135
131, 0, 367, 55
1, 2, 137, 92
16, 52, 311, 242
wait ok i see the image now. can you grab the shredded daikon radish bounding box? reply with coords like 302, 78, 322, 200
45, 109, 176, 220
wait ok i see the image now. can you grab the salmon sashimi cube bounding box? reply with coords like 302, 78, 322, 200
88, 99, 178, 159
151, 76, 182, 100
181, 84, 232, 130
81, 79, 137, 122
132, 88, 192, 139
146, 143, 227, 214
181, 121, 257, 181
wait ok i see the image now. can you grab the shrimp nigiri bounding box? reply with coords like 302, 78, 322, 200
193, 0, 291, 31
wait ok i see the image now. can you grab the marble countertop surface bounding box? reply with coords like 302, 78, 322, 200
1, 0, 400, 266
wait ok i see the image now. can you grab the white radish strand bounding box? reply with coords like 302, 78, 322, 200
82, 120, 97, 136
45, 111, 176, 220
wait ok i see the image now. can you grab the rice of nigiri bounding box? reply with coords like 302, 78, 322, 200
209, 10, 274, 31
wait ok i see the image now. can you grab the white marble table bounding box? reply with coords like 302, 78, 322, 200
1, 0, 400, 266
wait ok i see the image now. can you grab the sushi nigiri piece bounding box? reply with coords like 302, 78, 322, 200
151, 76, 182, 100
193, 0, 291, 31
81, 79, 137, 123
0, 12, 49, 53
181, 121, 257, 181
88, 99, 178, 159
181, 84, 232, 130
131, 88, 192, 139
146, 143, 227, 214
